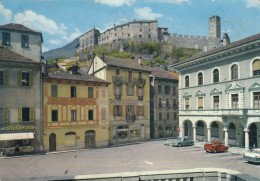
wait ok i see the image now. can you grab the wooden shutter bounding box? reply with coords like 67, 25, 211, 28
30, 108, 35, 122
18, 108, 22, 122
142, 106, 144, 116
3, 71, 8, 86
253, 60, 260, 71
29, 72, 34, 87
198, 97, 203, 108
185, 98, 189, 106
113, 105, 116, 116
17, 71, 22, 87
4, 108, 8, 123
120, 106, 122, 116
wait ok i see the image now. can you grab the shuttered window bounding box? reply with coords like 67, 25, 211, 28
18, 71, 33, 87
232, 94, 239, 109
254, 92, 260, 108
198, 97, 203, 109
22, 107, 30, 122
253, 59, 260, 76
185, 98, 190, 110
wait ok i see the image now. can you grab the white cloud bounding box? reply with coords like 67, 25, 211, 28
42, 46, 49, 53
94, 0, 135, 6
244, 0, 260, 8
134, 7, 163, 20
144, 0, 191, 4
14, 10, 67, 35
49, 39, 62, 45
0, 4, 12, 24
63, 28, 83, 42
222, 29, 232, 33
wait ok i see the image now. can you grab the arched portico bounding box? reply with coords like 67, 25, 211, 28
249, 123, 258, 148
183, 120, 193, 139
208, 121, 224, 142
195, 120, 207, 141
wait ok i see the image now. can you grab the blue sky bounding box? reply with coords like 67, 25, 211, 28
1, 0, 260, 52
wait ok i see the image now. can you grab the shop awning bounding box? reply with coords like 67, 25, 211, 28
0, 132, 34, 141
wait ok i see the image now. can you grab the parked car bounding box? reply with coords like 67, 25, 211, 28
204, 141, 228, 153
243, 149, 260, 163
172, 137, 194, 147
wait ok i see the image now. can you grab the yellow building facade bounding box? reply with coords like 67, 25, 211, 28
43, 68, 109, 152
89, 56, 150, 144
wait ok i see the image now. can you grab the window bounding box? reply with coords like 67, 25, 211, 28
173, 99, 177, 108
198, 97, 203, 109
116, 69, 120, 75
128, 71, 132, 82
22, 72, 30, 86
127, 105, 134, 114
139, 35, 142, 38
127, 85, 134, 96
138, 87, 143, 100
0, 71, 3, 85
88, 87, 93, 98
71, 86, 76, 98
213, 96, 219, 109
166, 98, 170, 108
148, 35, 151, 38
138, 106, 143, 116
52, 110, 58, 122
185, 98, 190, 110
165, 86, 170, 94
71, 110, 77, 121
173, 86, 176, 96
139, 72, 142, 79
231, 64, 238, 80
173, 112, 177, 120
167, 112, 169, 120
2, 32, 10, 46
51, 84, 58, 97
198, 72, 203, 85
21, 108, 30, 122
213, 69, 219, 83
21, 35, 29, 48
185, 76, 189, 87
115, 85, 121, 99
88, 110, 93, 120
0, 108, 3, 123
254, 92, 260, 108
128, 34, 130, 37
140, 29, 142, 32
232, 94, 239, 109
148, 29, 151, 32
159, 112, 162, 120
158, 85, 161, 93
253, 59, 260, 76
114, 106, 121, 116
158, 98, 162, 108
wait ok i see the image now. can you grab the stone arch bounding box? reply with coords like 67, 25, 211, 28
65, 132, 76, 147
195, 120, 207, 140
248, 123, 258, 148
183, 120, 193, 138
49, 133, 56, 152
85, 130, 96, 148
210, 121, 223, 141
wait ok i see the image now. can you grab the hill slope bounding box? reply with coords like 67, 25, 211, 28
43, 38, 79, 60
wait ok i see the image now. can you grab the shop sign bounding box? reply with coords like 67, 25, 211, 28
1, 125, 35, 131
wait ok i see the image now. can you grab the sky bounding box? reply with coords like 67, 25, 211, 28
0, 0, 260, 52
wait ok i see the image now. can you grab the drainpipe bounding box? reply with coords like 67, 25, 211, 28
40, 58, 44, 153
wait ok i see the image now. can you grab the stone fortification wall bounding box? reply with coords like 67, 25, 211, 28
163, 33, 222, 52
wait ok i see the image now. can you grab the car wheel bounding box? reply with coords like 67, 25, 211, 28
214, 149, 217, 153
189, 142, 193, 146
178, 143, 181, 147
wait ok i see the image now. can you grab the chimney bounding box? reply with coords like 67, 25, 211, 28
138, 57, 142, 66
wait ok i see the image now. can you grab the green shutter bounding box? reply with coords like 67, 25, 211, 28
3, 108, 8, 123
18, 108, 22, 122
30, 108, 35, 122
29, 72, 34, 87
17, 71, 22, 87
3, 71, 8, 86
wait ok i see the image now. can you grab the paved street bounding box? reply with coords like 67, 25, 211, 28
0, 140, 259, 180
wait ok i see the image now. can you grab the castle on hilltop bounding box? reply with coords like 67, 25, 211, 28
77, 16, 230, 54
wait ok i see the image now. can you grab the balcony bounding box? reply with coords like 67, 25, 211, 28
112, 75, 124, 83
134, 78, 146, 85
138, 96, 143, 101
166, 104, 171, 109
126, 114, 136, 122
115, 94, 121, 100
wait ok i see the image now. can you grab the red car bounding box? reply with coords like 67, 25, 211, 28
204, 141, 229, 153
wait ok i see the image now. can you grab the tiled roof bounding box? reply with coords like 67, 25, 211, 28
101, 56, 150, 72
45, 70, 109, 83
0, 23, 42, 34
0, 45, 39, 63
146, 66, 178, 80
173, 32, 260, 67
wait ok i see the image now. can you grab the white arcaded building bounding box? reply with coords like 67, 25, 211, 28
172, 32, 260, 150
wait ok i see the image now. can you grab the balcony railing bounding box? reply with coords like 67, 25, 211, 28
134, 78, 146, 85
126, 114, 136, 121
112, 75, 124, 83
138, 96, 143, 101
115, 94, 121, 100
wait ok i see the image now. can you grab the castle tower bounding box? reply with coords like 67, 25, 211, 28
209, 15, 221, 39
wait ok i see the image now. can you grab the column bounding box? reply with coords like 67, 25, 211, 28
193, 126, 197, 142
244, 129, 249, 150
188, 125, 191, 138
207, 127, 211, 143
223, 127, 228, 146
180, 126, 184, 138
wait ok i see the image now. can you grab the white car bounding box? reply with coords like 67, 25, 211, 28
243, 149, 260, 163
